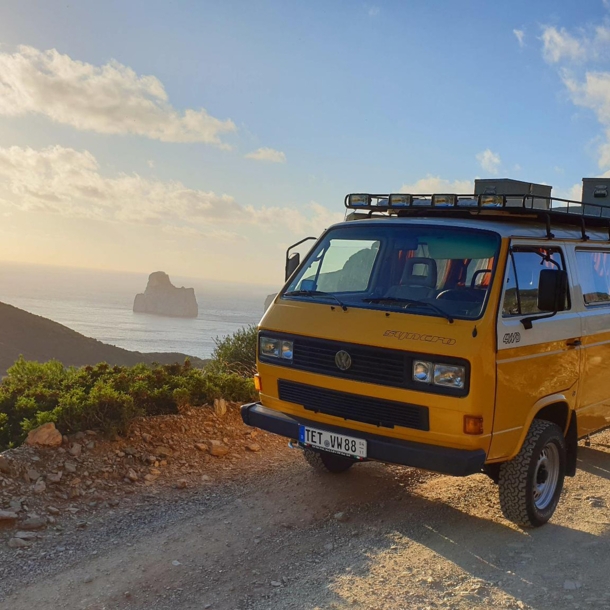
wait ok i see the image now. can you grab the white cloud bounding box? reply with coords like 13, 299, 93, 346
540, 25, 610, 64
0, 145, 336, 238
476, 149, 502, 174
0, 45, 236, 146
561, 70, 610, 169
541, 26, 586, 63
539, 22, 610, 170
245, 147, 286, 163
400, 175, 473, 194
513, 29, 525, 48
554, 183, 582, 201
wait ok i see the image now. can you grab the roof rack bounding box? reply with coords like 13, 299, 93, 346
344, 193, 610, 242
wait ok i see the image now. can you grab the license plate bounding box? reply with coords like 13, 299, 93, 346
299, 425, 367, 459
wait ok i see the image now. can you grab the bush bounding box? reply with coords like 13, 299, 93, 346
0, 346, 258, 450
209, 325, 257, 376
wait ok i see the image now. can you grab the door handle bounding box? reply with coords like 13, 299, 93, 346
566, 339, 582, 348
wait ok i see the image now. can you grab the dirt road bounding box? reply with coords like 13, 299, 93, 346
2, 432, 610, 610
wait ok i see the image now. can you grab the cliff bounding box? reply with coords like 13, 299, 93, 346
133, 272, 198, 318
0, 301, 206, 376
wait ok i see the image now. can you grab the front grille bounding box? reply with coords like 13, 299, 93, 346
278, 379, 429, 431
291, 336, 407, 387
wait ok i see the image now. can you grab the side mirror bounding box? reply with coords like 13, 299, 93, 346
537, 269, 568, 312
285, 253, 300, 281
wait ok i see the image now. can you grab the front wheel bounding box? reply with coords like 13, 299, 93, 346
303, 449, 355, 474
498, 420, 566, 527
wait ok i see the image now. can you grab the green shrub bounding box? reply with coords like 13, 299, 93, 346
0, 333, 258, 450
209, 325, 257, 376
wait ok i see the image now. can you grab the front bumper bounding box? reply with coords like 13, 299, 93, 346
241, 402, 486, 477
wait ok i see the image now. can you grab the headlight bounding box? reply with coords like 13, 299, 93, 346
433, 364, 465, 389
413, 361, 433, 383
413, 361, 465, 389
259, 337, 293, 361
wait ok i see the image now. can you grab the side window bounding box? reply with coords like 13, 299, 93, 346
576, 250, 610, 305
502, 248, 568, 317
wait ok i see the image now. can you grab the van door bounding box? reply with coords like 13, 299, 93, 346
489, 244, 581, 461
573, 249, 610, 436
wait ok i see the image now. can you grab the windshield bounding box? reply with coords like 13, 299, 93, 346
283, 224, 500, 320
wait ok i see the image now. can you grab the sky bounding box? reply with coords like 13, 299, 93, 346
1, 0, 610, 284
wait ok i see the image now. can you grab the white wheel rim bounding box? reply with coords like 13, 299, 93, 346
533, 442, 560, 510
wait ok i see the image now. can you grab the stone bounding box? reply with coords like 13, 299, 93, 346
33, 479, 46, 494
47, 506, 60, 515
142, 433, 152, 443
214, 398, 227, 417
587, 496, 605, 508
144, 474, 158, 482
156, 446, 173, 458
69, 443, 82, 457
246, 443, 261, 452
8, 538, 30, 549
133, 271, 198, 318
20, 517, 46, 530
564, 581, 582, 591
270, 581, 282, 587
126, 469, 139, 482
83, 575, 94, 584
47, 472, 63, 484
27, 469, 41, 482
25, 423, 62, 448
86, 441, 96, 450
0, 510, 18, 523
208, 440, 229, 457
0, 456, 13, 474
175, 479, 188, 489
14, 531, 37, 540
334, 512, 349, 522
64, 461, 77, 473
195, 443, 209, 452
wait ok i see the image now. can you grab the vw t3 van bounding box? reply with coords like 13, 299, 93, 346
242, 192, 610, 527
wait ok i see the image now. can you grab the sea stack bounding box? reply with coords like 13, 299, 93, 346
133, 272, 198, 318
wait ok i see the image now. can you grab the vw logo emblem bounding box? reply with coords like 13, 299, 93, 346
335, 350, 352, 371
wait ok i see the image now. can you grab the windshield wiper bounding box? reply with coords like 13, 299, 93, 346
284, 290, 348, 311
363, 297, 454, 323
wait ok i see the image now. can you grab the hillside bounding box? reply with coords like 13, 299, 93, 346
0, 301, 206, 375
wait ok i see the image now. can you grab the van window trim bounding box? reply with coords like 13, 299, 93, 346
575, 248, 610, 308
501, 245, 571, 318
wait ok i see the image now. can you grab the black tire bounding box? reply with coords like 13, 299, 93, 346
498, 420, 566, 527
303, 449, 355, 474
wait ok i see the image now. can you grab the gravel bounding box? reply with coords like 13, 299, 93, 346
1, 428, 610, 610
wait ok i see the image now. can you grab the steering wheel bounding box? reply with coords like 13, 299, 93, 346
470, 269, 492, 289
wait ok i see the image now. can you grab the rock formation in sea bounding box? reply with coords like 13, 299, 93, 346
133, 271, 198, 318
264, 293, 276, 311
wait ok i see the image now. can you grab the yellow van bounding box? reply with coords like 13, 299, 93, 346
241, 192, 610, 527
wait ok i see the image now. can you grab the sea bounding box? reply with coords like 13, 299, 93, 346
0, 262, 279, 360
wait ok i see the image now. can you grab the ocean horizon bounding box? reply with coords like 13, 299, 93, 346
0, 262, 279, 360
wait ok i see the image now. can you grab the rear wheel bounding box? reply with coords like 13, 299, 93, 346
303, 449, 355, 474
498, 420, 566, 527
